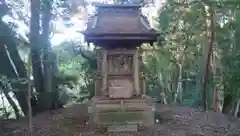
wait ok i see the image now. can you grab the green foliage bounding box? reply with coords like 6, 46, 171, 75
52, 42, 95, 104
143, 0, 222, 108
55, 72, 79, 88
220, 10, 240, 100
141, 0, 240, 110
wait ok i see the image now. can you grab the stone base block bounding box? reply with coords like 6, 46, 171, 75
88, 96, 155, 131
107, 124, 138, 132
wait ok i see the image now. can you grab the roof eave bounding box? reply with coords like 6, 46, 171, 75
83, 32, 160, 36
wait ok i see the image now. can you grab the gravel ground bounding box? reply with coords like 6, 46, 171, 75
1, 104, 240, 136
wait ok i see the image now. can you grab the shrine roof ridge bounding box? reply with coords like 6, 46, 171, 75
94, 4, 141, 8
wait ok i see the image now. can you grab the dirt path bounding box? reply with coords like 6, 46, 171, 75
1, 104, 240, 136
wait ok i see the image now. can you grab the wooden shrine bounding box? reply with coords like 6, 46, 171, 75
84, 4, 162, 131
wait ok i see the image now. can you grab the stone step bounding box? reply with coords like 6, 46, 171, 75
107, 124, 138, 132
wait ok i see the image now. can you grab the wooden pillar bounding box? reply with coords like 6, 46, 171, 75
133, 49, 140, 96
96, 49, 101, 74
101, 49, 108, 96
143, 78, 146, 95
94, 80, 96, 96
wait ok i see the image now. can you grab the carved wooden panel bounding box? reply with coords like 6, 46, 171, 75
107, 54, 133, 75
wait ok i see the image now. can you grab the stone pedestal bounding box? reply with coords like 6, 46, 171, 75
88, 96, 155, 131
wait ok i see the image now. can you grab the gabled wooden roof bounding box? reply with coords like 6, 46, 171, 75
84, 4, 162, 46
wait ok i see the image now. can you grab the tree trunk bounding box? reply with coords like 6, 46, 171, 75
30, 0, 45, 113
215, 90, 224, 113
234, 100, 240, 117
0, 44, 29, 116
40, 0, 54, 110
207, 3, 220, 113
222, 95, 234, 114
4, 41, 30, 114
174, 63, 183, 103
202, 4, 215, 111
27, 52, 33, 136
51, 53, 61, 109
42, 0, 52, 94
0, 20, 30, 116
2, 88, 21, 119
0, 91, 8, 118
212, 87, 217, 111
160, 91, 167, 104
158, 71, 168, 104
41, 0, 61, 109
